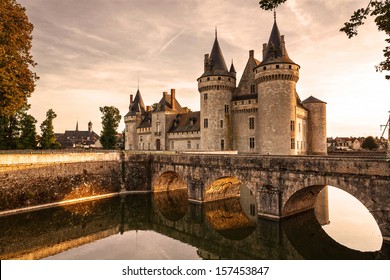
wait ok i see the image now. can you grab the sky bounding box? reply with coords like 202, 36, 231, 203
18, 0, 390, 138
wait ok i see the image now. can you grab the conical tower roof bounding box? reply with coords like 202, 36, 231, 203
125, 89, 146, 117
209, 34, 228, 73
260, 19, 296, 66
200, 30, 234, 78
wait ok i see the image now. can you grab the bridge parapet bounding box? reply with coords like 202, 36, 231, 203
122, 152, 389, 240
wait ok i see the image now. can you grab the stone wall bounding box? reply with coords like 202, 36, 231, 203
122, 153, 390, 239
0, 152, 121, 212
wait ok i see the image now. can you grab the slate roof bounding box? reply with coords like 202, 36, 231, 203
125, 89, 146, 117
138, 112, 152, 128
232, 93, 258, 101
234, 50, 261, 97
200, 34, 236, 78
260, 20, 296, 66
55, 129, 99, 148
302, 96, 327, 104
154, 93, 184, 112
168, 111, 201, 133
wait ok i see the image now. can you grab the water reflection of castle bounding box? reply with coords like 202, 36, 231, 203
1, 193, 385, 260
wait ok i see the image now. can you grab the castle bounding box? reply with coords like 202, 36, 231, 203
124, 18, 327, 155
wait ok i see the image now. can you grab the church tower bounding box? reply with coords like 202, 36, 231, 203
197, 30, 236, 151
254, 17, 300, 155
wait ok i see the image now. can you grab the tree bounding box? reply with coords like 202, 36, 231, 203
100, 106, 121, 149
340, 1, 390, 79
259, 0, 390, 80
259, 0, 286, 10
0, 113, 20, 149
19, 113, 37, 149
40, 109, 60, 149
0, 0, 39, 118
361, 136, 379, 150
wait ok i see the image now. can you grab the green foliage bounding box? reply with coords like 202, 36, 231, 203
40, 109, 60, 149
361, 136, 379, 150
19, 113, 37, 149
0, 114, 20, 149
0, 0, 39, 117
259, 0, 287, 10
340, 0, 390, 79
100, 106, 121, 150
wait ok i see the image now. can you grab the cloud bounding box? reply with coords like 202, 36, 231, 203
17, 0, 390, 137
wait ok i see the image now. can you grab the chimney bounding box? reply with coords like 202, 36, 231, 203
262, 43, 268, 60
204, 54, 210, 71
249, 50, 254, 58
88, 121, 92, 133
130, 94, 133, 104
163, 91, 167, 100
171, 89, 176, 111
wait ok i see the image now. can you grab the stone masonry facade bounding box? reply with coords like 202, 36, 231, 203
124, 18, 327, 155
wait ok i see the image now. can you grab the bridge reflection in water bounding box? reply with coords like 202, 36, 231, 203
0, 190, 388, 260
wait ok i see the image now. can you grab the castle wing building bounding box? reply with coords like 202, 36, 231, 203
124, 17, 327, 155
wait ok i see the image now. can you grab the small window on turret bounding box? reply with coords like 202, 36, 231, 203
289, 65, 292, 69
204, 93, 208, 100
218, 77, 221, 80
263, 66, 266, 70
276, 65, 280, 69
207, 77, 210, 81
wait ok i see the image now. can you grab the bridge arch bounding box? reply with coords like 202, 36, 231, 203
205, 197, 257, 240
153, 171, 187, 193
204, 176, 242, 202
281, 176, 388, 242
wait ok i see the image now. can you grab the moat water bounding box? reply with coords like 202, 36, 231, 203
0, 186, 388, 260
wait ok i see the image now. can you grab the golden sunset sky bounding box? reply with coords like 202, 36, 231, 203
19, 0, 389, 137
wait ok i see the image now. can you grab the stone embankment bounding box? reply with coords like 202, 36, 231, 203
0, 151, 121, 213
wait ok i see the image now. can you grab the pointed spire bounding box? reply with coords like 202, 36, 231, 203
229, 59, 236, 73
200, 28, 232, 78
76, 121, 79, 131
210, 32, 228, 73
125, 88, 146, 117
260, 18, 296, 66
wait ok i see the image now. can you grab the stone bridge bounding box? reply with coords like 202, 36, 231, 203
123, 152, 390, 242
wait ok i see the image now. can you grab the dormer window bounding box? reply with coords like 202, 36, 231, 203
189, 116, 196, 126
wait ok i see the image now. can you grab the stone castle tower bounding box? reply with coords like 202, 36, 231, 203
124, 16, 327, 155
124, 89, 146, 150
197, 30, 236, 151
254, 19, 300, 155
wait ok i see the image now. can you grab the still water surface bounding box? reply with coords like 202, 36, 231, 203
0, 186, 387, 260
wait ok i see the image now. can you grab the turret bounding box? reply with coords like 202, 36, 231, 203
124, 89, 146, 150
254, 18, 300, 155
197, 30, 236, 151
302, 96, 327, 155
